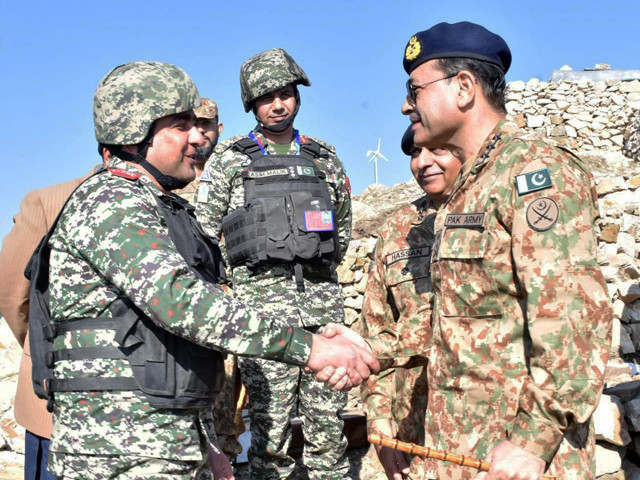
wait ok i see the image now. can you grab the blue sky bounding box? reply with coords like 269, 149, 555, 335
1, 0, 638, 239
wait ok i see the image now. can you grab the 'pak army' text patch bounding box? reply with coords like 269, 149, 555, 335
516, 167, 552, 196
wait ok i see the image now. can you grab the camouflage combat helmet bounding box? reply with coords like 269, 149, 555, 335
240, 48, 310, 112
94, 61, 201, 145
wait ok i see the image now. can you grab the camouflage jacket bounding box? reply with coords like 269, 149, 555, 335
195, 129, 352, 327
423, 120, 612, 478
357, 196, 434, 446
47, 156, 312, 461
173, 170, 202, 205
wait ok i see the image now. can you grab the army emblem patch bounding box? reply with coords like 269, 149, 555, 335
516, 167, 553, 196
526, 197, 559, 231
405, 36, 422, 61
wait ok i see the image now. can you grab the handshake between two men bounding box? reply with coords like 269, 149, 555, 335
305, 323, 378, 391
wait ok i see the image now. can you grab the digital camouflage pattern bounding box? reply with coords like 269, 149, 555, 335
174, 178, 243, 460
47, 156, 313, 478
173, 174, 202, 206
356, 197, 436, 479
194, 98, 218, 120
416, 120, 612, 479
49, 451, 211, 480
239, 48, 311, 112
93, 61, 201, 145
195, 129, 351, 479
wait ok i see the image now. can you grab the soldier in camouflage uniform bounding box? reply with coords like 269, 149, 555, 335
173, 98, 243, 462
398, 22, 612, 480
195, 48, 352, 479
38, 60, 376, 480
174, 98, 224, 204
357, 127, 462, 480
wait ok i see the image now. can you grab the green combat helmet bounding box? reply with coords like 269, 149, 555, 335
239, 47, 310, 113
94, 60, 201, 145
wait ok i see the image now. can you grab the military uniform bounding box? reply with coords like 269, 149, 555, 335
175, 174, 244, 461
357, 197, 435, 478
47, 157, 312, 479
196, 128, 351, 479
416, 120, 612, 479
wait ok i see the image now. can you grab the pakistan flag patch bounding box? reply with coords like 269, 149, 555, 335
515, 167, 552, 196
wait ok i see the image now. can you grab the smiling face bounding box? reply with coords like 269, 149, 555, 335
144, 111, 205, 187
410, 145, 462, 203
253, 84, 297, 128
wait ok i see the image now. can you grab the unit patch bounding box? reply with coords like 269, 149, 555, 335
516, 167, 553, 195
197, 184, 209, 204
444, 212, 486, 228
386, 246, 432, 266
199, 168, 211, 182
526, 197, 559, 231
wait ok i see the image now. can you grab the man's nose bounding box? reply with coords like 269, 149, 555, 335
189, 126, 206, 146
401, 96, 414, 115
272, 96, 284, 110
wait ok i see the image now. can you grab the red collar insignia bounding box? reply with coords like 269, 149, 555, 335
108, 168, 141, 180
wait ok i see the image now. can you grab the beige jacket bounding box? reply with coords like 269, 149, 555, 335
0, 172, 92, 437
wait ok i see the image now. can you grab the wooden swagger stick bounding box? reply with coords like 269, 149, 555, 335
368, 434, 557, 480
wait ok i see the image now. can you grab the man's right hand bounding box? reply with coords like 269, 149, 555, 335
305, 331, 380, 391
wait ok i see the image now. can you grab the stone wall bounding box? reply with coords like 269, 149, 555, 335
504, 65, 640, 158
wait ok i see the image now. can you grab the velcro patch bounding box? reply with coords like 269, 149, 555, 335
304, 211, 334, 231
108, 168, 140, 180
444, 212, 486, 228
296, 166, 315, 177
246, 168, 289, 178
199, 168, 211, 182
526, 197, 559, 231
516, 167, 553, 195
386, 246, 432, 266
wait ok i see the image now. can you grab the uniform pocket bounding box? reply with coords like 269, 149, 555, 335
436, 228, 503, 317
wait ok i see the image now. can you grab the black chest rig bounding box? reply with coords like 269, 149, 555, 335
221, 137, 339, 291
27, 170, 226, 411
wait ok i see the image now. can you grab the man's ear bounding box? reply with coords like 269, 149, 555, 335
455, 71, 477, 110
218, 122, 224, 136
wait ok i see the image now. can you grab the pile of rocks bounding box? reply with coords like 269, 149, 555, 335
504, 64, 640, 156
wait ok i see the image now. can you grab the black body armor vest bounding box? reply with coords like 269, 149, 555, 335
221, 138, 339, 290
26, 171, 226, 411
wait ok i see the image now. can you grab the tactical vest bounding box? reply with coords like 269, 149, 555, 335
221, 137, 339, 290
26, 170, 226, 412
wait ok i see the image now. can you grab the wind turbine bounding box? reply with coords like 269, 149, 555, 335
366, 138, 389, 185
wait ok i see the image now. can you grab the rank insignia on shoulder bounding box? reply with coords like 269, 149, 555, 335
516, 167, 552, 195
526, 197, 559, 231
108, 168, 140, 180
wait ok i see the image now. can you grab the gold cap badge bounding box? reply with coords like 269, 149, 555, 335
405, 35, 422, 61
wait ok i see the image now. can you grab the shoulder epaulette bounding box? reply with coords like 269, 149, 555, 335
108, 168, 140, 181
304, 136, 336, 155
217, 135, 248, 154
